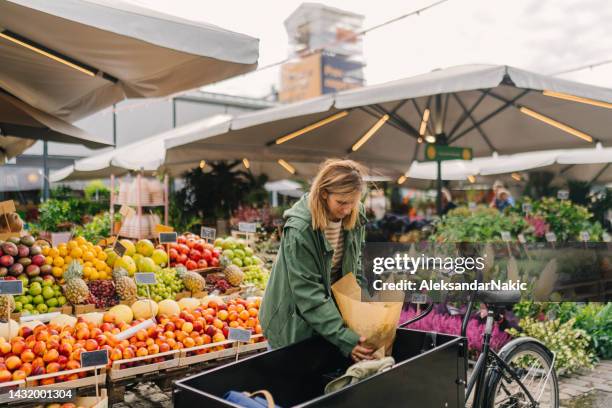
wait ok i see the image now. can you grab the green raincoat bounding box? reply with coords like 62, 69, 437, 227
259, 194, 367, 357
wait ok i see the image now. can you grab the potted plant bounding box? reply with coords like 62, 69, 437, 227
35, 199, 76, 246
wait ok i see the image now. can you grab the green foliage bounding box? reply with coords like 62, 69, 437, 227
432, 206, 527, 242
510, 197, 603, 242
50, 185, 76, 200
573, 303, 612, 360
84, 180, 110, 201
507, 317, 594, 375
36, 199, 77, 232
72, 212, 113, 243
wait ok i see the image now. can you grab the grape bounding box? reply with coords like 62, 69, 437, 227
137, 268, 185, 300
243, 265, 270, 290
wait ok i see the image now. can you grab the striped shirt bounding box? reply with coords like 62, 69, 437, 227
325, 220, 344, 283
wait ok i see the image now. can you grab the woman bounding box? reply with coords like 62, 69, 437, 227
259, 159, 374, 362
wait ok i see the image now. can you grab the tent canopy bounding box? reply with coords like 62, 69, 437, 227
0, 0, 259, 122
0, 90, 112, 161
163, 64, 612, 177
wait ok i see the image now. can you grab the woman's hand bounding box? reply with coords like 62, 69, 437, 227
351, 336, 374, 362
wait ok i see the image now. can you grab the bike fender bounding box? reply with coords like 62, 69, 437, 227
497, 336, 553, 360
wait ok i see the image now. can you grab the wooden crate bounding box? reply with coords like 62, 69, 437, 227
25, 365, 107, 389
178, 335, 267, 367
109, 349, 180, 380
74, 389, 109, 408
0, 379, 26, 405
74, 304, 96, 314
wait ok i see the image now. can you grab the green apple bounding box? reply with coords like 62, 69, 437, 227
36, 303, 48, 313
232, 257, 243, 267
46, 298, 59, 308
28, 282, 42, 296
32, 295, 44, 305
42, 286, 54, 300
57, 296, 67, 306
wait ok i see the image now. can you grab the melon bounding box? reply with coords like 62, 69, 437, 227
178, 297, 200, 312
79, 312, 104, 326
50, 314, 78, 329
106, 305, 133, 324
131, 299, 158, 319
0, 319, 19, 340
157, 299, 180, 317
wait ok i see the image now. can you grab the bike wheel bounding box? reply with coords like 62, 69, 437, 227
485, 340, 559, 408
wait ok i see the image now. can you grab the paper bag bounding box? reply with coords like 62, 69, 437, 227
332, 273, 403, 358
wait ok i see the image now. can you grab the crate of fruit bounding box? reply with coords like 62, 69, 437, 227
25, 365, 107, 389
108, 349, 180, 380
178, 335, 267, 367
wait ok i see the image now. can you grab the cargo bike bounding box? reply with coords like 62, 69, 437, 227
173, 290, 558, 407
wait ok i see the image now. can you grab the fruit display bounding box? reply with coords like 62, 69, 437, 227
114, 275, 137, 304
182, 270, 206, 293
44, 236, 111, 280
104, 239, 168, 277
0, 235, 48, 279
87, 280, 119, 309
136, 267, 184, 302
214, 236, 262, 269
0, 295, 263, 384
15, 276, 68, 315
205, 274, 232, 294
243, 264, 270, 290
169, 233, 220, 269
223, 264, 244, 286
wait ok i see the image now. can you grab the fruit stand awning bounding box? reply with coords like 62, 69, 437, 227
163, 64, 612, 179
0, 0, 259, 122
0, 90, 111, 162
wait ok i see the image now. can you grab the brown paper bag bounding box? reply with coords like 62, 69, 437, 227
332, 273, 403, 358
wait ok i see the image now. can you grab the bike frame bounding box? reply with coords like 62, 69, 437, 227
461, 297, 538, 408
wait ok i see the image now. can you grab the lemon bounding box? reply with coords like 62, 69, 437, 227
84, 261, 93, 268
76, 236, 87, 245
52, 266, 63, 278
83, 251, 95, 262
49, 248, 59, 258
90, 270, 100, 280
45, 256, 53, 265
42, 246, 50, 256
53, 257, 65, 267
70, 247, 83, 258
64, 256, 73, 265
58, 246, 68, 257
97, 251, 107, 261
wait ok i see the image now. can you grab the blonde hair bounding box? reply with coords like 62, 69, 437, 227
308, 159, 366, 231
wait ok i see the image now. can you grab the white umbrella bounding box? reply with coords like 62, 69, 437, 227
0, 0, 259, 122
164, 64, 612, 210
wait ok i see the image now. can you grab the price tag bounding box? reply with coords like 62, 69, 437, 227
501, 231, 512, 242
468, 202, 477, 210
20, 311, 60, 323
80, 349, 109, 368
557, 190, 569, 200
115, 319, 155, 341
159, 232, 178, 244
410, 293, 428, 304
135, 272, 156, 285
603, 232, 611, 243
522, 203, 532, 214
238, 222, 257, 233
580, 231, 590, 242
0, 280, 23, 295
113, 240, 126, 257
200, 227, 216, 242
545, 232, 557, 243
228, 327, 251, 343
517, 233, 527, 244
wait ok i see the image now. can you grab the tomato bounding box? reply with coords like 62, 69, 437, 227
189, 249, 202, 262
210, 257, 220, 267
197, 259, 208, 269
185, 260, 197, 270
178, 244, 190, 255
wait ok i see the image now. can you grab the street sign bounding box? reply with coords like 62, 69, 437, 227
80, 350, 109, 368
135, 272, 156, 285
201, 227, 216, 241
238, 222, 257, 233
228, 328, 251, 342
424, 144, 473, 162
0, 280, 23, 295
159, 232, 177, 244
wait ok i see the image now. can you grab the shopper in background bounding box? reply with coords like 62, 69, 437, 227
440, 188, 457, 216
260, 159, 374, 362
493, 188, 514, 212
489, 180, 515, 209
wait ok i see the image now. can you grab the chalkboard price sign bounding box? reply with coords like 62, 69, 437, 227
159, 232, 178, 244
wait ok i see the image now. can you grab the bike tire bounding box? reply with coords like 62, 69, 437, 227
484, 340, 559, 408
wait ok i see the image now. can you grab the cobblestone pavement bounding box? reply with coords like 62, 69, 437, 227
111, 360, 612, 407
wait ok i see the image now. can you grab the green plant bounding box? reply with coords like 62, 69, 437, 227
72, 212, 112, 243
507, 317, 594, 375
36, 199, 76, 232
432, 206, 527, 242
573, 303, 612, 360
84, 180, 110, 201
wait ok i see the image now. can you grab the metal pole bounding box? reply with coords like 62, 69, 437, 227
172, 99, 177, 128
436, 159, 442, 215
112, 104, 117, 146
43, 139, 49, 201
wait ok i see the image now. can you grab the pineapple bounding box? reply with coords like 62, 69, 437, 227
115, 276, 137, 303
0, 295, 15, 317
175, 265, 187, 280
64, 278, 90, 305
64, 260, 83, 281
183, 271, 205, 292
224, 264, 244, 286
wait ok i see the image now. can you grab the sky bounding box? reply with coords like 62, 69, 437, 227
124, 0, 612, 99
